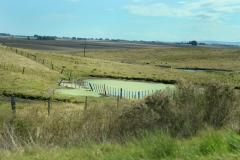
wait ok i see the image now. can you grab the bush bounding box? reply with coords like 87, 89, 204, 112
116, 103, 159, 137
117, 82, 239, 137
204, 83, 236, 128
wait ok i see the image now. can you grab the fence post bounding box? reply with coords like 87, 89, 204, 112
48, 98, 52, 116
22, 67, 25, 74
120, 88, 123, 99
84, 96, 88, 110
89, 83, 94, 91
60, 67, 65, 74
11, 96, 16, 114
104, 84, 107, 96
138, 91, 140, 99
58, 79, 63, 86
51, 62, 54, 70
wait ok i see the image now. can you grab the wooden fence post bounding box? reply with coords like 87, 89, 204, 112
60, 67, 65, 74
89, 83, 94, 91
120, 88, 123, 99
104, 84, 107, 96
22, 67, 25, 74
11, 96, 16, 114
48, 98, 52, 116
58, 79, 63, 86
69, 72, 72, 81
51, 63, 54, 70
84, 96, 88, 110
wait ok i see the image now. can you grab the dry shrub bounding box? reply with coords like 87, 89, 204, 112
116, 103, 159, 137
204, 83, 236, 128
117, 81, 239, 137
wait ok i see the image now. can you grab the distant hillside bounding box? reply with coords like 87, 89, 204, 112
0, 45, 59, 97
202, 41, 240, 47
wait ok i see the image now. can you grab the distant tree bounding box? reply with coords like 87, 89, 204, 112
36, 35, 56, 40
72, 37, 77, 40
189, 40, 198, 46
27, 36, 30, 40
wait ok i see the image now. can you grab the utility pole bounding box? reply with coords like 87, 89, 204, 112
83, 39, 87, 57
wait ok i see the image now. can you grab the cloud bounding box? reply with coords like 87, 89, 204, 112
125, 0, 240, 20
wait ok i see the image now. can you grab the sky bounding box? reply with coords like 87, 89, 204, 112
0, 0, 240, 42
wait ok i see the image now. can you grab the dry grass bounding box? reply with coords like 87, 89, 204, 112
8, 46, 240, 88
0, 45, 60, 97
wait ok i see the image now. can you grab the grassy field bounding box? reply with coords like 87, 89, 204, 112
0, 45, 60, 98
1, 39, 240, 159
5, 45, 240, 89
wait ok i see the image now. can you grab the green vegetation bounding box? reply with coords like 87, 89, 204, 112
56, 88, 101, 97
9, 45, 240, 88
0, 82, 240, 159
1, 130, 240, 160
0, 45, 59, 98
1, 42, 240, 159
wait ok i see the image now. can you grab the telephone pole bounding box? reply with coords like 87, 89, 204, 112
83, 39, 87, 57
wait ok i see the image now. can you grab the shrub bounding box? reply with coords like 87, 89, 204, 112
145, 92, 174, 130
204, 83, 236, 128
116, 103, 159, 137
117, 81, 239, 138
171, 81, 205, 137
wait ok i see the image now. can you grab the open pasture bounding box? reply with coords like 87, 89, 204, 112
1, 39, 240, 101
1, 38, 240, 160
13, 45, 240, 88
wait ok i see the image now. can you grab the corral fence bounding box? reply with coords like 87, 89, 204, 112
60, 80, 159, 100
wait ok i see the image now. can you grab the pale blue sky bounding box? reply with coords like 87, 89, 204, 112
0, 0, 240, 41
